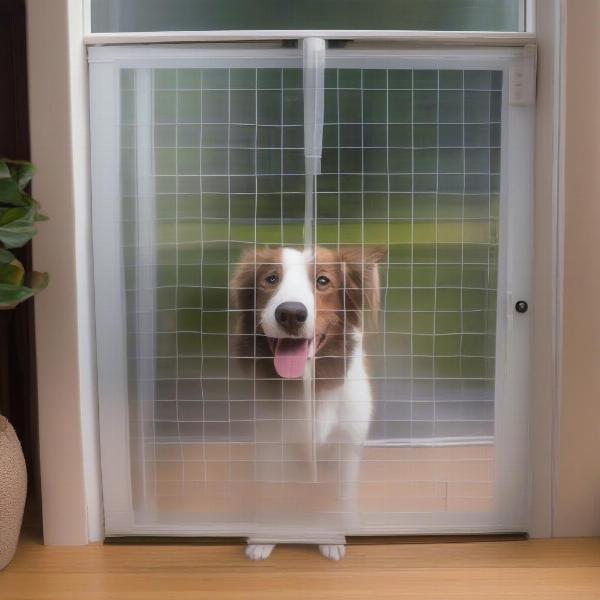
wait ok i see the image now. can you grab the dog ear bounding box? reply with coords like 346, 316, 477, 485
339, 246, 386, 328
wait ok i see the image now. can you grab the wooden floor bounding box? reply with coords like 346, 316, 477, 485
3, 533, 600, 599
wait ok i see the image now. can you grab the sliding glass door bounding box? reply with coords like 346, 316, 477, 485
90, 44, 533, 538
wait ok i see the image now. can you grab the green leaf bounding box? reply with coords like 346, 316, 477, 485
0, 159, 49, 305
0, 159, 40, 211
0, 262, 24, 286
0, 245, 47, 308
14, 162, 35, 190
0, 229, 36, 249
0, 206, 36, 248
27, 270, 48, 293
0, 205, 33, 226
0, 178, 28, 207
0, 283, 33, 309
0, 248, 16, 263
0, 249, 25, 287
0, 161, 10, 179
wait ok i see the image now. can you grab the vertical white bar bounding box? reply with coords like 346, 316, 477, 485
28, 0, 91, 544
525, 0, 537, 34
134, 68, 156, 512
302, 38, 326, 479
302, 37, 325, 249
90, 58, 135, 533
83, 0, 92, 36
495, 51, 535, 529
302, 37, 325, 179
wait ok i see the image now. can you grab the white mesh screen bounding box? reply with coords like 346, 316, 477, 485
118, 63, 500, 534
91, 46, 532, 537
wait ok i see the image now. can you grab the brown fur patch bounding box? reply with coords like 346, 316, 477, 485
312, 246, 385, 389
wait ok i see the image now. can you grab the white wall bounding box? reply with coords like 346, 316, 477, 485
555, 0, 600, 537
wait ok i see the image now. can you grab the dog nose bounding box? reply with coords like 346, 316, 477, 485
275, 302, 308, 333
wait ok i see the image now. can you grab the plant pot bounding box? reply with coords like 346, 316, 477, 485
0, 415, 26, 570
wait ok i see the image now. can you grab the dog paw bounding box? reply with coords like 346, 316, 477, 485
319, 544, 346, 560
245, 544, 275, 560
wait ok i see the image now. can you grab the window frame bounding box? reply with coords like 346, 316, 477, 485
83, 0, 535, 45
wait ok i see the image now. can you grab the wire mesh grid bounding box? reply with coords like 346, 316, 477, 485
120, 65, 500, 528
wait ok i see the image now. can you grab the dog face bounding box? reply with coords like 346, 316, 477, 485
231, 245, 385, 379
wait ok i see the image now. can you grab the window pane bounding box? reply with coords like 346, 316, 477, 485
317, 67, 502, 443
92, 0, 523, 33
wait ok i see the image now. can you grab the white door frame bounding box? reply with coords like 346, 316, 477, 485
27, 0, 563, 544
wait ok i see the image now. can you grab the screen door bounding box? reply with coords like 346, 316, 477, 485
90, 44, 533, 538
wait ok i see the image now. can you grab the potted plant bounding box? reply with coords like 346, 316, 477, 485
0, 159, 47, 570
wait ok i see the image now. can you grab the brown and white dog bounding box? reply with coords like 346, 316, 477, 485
231, 245, 384, 560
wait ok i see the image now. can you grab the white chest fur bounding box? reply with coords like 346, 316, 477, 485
314, 329, 373, 447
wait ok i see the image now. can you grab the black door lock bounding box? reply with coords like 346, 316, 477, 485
515, 300, 528, 314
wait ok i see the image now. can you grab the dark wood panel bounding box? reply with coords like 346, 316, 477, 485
0, 0, 39, 512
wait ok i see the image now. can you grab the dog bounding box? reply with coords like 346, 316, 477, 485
230, 245, 384, 560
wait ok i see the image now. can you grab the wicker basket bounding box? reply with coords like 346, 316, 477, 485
0, 416, 26, 570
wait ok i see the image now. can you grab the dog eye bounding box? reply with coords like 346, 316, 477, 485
264, 274, 279, 285
316, 275, 330, 288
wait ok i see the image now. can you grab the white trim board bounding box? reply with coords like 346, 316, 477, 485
84, 31, 537, 47
527, 0, 565, 539
87, 45, 536, 72
26, 0, 94, 545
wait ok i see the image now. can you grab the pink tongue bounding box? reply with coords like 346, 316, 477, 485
273, 338, 309, 379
